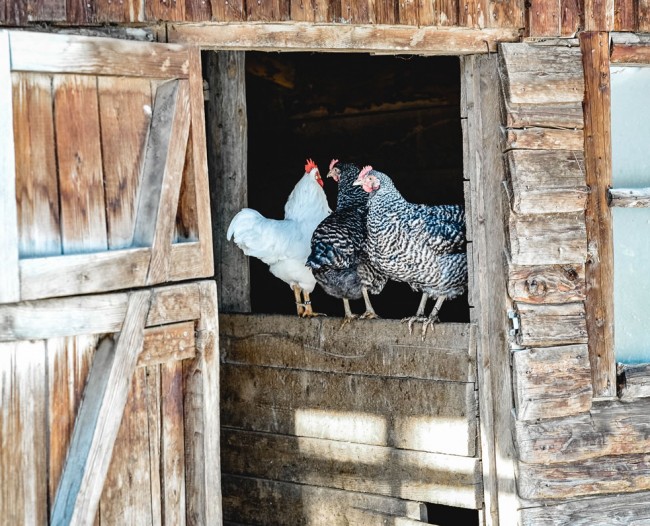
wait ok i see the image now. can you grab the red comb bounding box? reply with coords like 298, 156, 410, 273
305, 158, 318, 173
329, 159, 339, 171
358, 165, 373, 179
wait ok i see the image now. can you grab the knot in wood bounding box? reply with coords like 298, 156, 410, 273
525, 278, 546, 297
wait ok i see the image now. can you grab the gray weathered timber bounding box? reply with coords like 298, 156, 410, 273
512, 345, 592, 421
516, 303, 588, 347
506, 150, 588, 214
205, 50, 250, 312
618, 363, 650, 399
504, 102, 584, 129
611, 32, 650, 63
504, 128, 584, 151
515, 397, 650, 464
219, 314, 476, 383
508, 212, 587, 265
519, 489, 650, 525
221, 363, 478, 457
221, 428, 483, 509
508, 263, 585, 304
499, 43, 584, 104
608, 187, 650, 207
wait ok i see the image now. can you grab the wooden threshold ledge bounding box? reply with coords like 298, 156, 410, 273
167, 22, 521, 55
611, 33, 650, 64
609, 187, 650, 207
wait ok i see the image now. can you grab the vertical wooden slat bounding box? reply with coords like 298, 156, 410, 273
247, 0, 281, 19
185, 0, 212, 20
51, 290, 151, 526
94, 0, 130, 23
561, 0, 582, 34
54, 74, 108, 255
211, 0, 245, 20
66, 0, 95, 23
0, 32, 20, 303
580, 31, 615, 398
489, 0, 523, 29
146, 0, 186, 20
460, 0, 486, 26
12, 73, 60, 259
6, 0, 28, 23
639, 0, 650, 30
291, 0, 316, 21
27, 0, 67, 20
373, 0, 398, 22
99, 367, 154, 526
398, 0, 419, 23
204, 51, 249, 313
146, 365, 163, 526
528, 0, 560, 36
614, 0, 637, 30
341, 0, 371, 22
98, 76, 152, 250
175, 134, 200, 242
585, 0, 614, 28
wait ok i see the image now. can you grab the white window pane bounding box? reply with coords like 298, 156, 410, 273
611, 66, 650, 363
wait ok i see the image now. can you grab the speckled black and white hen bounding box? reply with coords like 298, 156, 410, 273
353, 166, 467, 336
306, 160, 387, 321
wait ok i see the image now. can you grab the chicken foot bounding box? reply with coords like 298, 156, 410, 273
340, 298, 359, 327
420, 295, 446, 338
360, 287, 379, 320
301, 291, 326, 318
401, 293, 429, 334
293, 285, 306, 316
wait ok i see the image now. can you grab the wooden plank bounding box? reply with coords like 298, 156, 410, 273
489, 0, 522, 29
9, 31, 190, 78
398, 0, 419, 25
584, 0, 614, 29
133, 79, 191, 285
138, 321, 196, 367
98, 76, 152, 250
506, 150, 588, 214
614, 0, 637, 29
611, 33, 650, 61
499, 43, 584, 104
222, 428, 483, 509
516, 397, 650, 464
12, 72, 61, 259
53, 74, 107, 255
608, 187, 650, 207
168, 22, 521, 54
505, 101, 584, 129
0, 341, 48, 525
516, 302, 588, 346
145, 0, 186, 20
220, 314, 476, 383
222, 474, 425, 526
581, 31, 615, 398
22, 0, 66, 21
20, 248, 151, 301
505, 128, 584, 151
99, 366, 153, 526
145, 365, 163, 526
185, 0, 212, 21
508, 212, 587, 265
291, 0, 316, 21
93, 0, 130, 22
222, 364, 478, 457
508, 263, 586, 304
373, 0, 399, 23
518, 452, 650, 500
0, 32, 20, 303
618, 363, 650, 399
460, 0, 487, 27
527, 0, 560, 37
51, 290, 151, 525
512, 344, 592, 421
519, 490, 650, 525
0, 282, 200, 341
247, 0, 284, 20
204, 50, 250, 312
211, 0, 245, 20
66, 0, 95, 23
341, 0, 371, 22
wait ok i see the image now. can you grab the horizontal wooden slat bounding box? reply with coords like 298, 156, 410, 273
222, 428, 483, 509
219, 314, 476, 383
168, 22, 520, 54
508, 263, 586, 304
139, 321, 196, 367
505, 102, 584, 129
618, 363, 650, 399
611, 33, 650, 63
0, 282, 202, 341
222, 364, 478, 457
517, 452, 650, 500
515, 397, 650, 464
169, 241, 213, 281
516, 302, 588, 347
506, 150, 588, 214
9, 31, 190, 77
608, 187, 650, 207
512, 345, 592, 421
505, 128, 584, 151
508, 212, 587, 265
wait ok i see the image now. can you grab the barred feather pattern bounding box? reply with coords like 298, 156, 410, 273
307, 163, 387, 300
364, 170, 467, 300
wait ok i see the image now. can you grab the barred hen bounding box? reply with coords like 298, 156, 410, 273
306, 160, 386, 321
354, 166, 467, 336
227, 159, 331, 317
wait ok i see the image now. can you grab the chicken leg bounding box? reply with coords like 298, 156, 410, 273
420, 295, 446, 338
293, 285, 305, 317
340, 298, 358, 327
360, 287, 379, 319
301, 291, 326, 318
401, 292, 429, 334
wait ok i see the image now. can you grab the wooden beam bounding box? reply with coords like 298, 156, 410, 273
618, 363, 650, 399
608, 187, 650, 207
50, 290, 151, 525
611, 33, 650, 63
0, 31, 20, 304
580, 31, 616, 397
504, 128, 585, 151
584, 0, 614, 30
508, 263, 586, 304
516, 302, 588, 347
205, 51, 251, 312
138, 321, 196, 367
167, 22, 520, 55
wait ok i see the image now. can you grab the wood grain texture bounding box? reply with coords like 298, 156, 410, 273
340, 0, 371, 22
506, 150, 588, 214
168, 22, 520, 54
53, 74, 107, 255
0, 32, 20, 303
146, 0, 186, 20
145, 365, 163, 526
247, 0, 287, 20
618, 363, 650, 399
580, 31, 615, 398
98, 76, 152, 250
138, 321, 196, 367
51, 291, 151, 526
508, 263, 586, 304
210, 0, 245, 21
222, 428, 483, 509
584, 0, 614, 29
611, 33, 650, 61
527, 0, 561, 36
516, 397, 650, 464
12, 72, 61, 259
516, 302, 588, 347
512, 344, 592, 421
608, 187, 650, 207
504, 101, 584, 129
614, 0, 637, 29
505, 128, 584, 151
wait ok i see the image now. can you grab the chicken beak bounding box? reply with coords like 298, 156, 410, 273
352, 178, 363, 186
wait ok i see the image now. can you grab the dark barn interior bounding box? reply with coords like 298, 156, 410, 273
244, 51, 467, 321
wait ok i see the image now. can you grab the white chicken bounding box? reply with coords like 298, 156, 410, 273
227, 159, 331, 317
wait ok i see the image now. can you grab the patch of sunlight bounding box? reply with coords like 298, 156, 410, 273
294, 408, 387, 445
298, 435, 390, 464
394, 415, 471, 456
400, 482, 477, 510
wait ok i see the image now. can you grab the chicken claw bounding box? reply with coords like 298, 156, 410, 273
401, 316, 428, 335
339, 314, 359, 329
360, 311, 380, 320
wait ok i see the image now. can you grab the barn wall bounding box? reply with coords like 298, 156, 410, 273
500, 40, 650, 524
